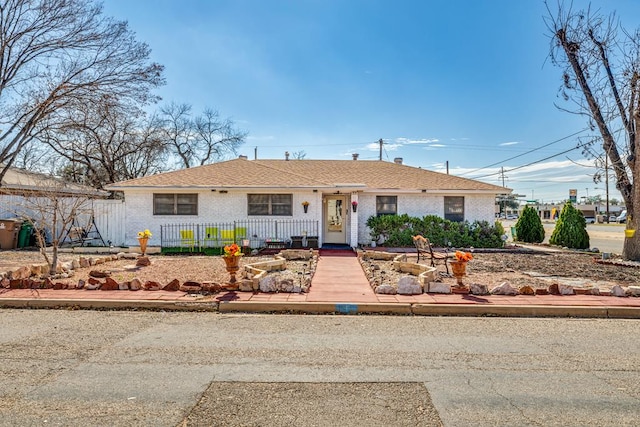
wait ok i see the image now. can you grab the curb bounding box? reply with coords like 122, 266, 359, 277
0, 298, 219, 312
411, 304, 609, 318
219, 301, 413, 315
0, 298, 638, 318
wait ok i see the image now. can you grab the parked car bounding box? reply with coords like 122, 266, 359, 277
617, 210, 627, 223
506, 214, 518, 220
609, 215, 618, 223
584, 217, 596, 224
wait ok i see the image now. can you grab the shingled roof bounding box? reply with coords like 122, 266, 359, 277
105, 158, 509, 193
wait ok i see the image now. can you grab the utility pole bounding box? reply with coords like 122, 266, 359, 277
379, 138, 383, 161
446, 161, 449, 175
499, 167, 506, 216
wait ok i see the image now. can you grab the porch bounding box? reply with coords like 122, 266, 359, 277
160, 219, 320, 254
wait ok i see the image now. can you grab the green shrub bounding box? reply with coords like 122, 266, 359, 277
549, 202, 590, 249
514, 205, 545, 243
365, 214, 504, 248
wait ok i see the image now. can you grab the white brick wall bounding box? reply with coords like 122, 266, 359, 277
123, 190, 498, 247
355, 193, 497, 246
123, 190, 323, 246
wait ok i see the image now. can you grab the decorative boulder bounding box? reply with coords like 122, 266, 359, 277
143, 281, 161, 291
627, 286, 640, 297
101, 277, 119, 290
490, 282, 518, 296
259, 276, 278, 293
558, 284, 575, 295
136, 256, 151, 267
548, 283, 560, 295
428, 282, 451, 294
162, 279, 180, 291
129, 278, 142, 291
518, 285, 535, 296
238, 280, 254, 292
375, 284, 397, 294
611, 285, 626, 297
469, 283, 489, 295
397, 276, 422, 295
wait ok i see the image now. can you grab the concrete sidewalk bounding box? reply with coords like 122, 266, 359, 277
1, 252, 639, 317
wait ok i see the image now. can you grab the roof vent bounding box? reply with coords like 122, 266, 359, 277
352, 153, 359, 160
238, 155, 248, 160
285, 151, 290, 161
394, 157, 403, 164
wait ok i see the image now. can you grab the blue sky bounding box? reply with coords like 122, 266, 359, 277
102, 0, 640, 205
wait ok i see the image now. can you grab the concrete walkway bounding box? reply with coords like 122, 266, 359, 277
1, 252, 640, 317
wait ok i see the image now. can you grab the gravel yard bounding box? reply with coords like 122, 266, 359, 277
2, 248, 639, 292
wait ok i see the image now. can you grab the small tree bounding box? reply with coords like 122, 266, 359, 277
549, 202, 590, 249
514, 206, 545, 243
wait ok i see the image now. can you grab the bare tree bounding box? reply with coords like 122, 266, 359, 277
291, 150, 307, 159
546, 1, 640, 260
0, 0, 164, 183
42, 99, 168, 189
8, 177, 102, 276
159, 102, 247, 168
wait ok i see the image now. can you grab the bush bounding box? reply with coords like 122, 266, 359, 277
514, 205, 545, 243
549, 202, 590, 249
365, 214, 504, 248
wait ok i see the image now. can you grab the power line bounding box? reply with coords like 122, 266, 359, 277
459, 128, 589, 176
470, 140, 591, 180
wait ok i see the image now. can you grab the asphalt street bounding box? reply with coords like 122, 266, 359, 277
1, 310, 638, 426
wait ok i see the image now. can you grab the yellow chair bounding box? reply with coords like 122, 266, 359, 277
180, 230, 196, 251
235, 227, 247, 243
220, 229, 235, 246
203, 227, 219, 247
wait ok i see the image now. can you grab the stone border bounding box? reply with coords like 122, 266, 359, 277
360, 250, 437, 295
359, 250, 640, 299
0, 249, 319, 295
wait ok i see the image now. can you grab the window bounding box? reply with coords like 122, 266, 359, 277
376, 196, 397, 216
153, 194, 198, 215
444, 196, 464, 222
248, 194, 292, 216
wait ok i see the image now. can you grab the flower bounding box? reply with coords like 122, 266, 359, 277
454, 250, 473, 262
302, 201, 309, 207
223, 243, 243, 257
137, 229, 152, 239
352, 201, 358, 207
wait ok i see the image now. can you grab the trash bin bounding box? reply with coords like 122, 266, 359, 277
510, 226, 517, 241
17, 222, 33, 248
0, 219, 22, 250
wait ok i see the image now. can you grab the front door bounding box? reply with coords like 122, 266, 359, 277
324, 195, 347, 244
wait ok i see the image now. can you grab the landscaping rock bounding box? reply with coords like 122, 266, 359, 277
129, 278, 142, 291
627, 286, 640, 297
469, 283, 489, 295
202, 282, 221, 293
518, 285, 535, 295
490, 282, 518, 296
77, 279, 86, 289
611, 285, 626, 297
136, 256, 151, 267
101, 277, 119, 290
238, 279, 254, 292
162, 279, 180, 291
179, 281, 202, 293
118, 281, 129, 290
375, 284, 396, 294
428, 282, 451, 294
558, 284, 575, 295
548, 283, 560, 295
397, 276, 422, 295
143, 281, 161, 291
89, 270, 110, 278
259, 276, 278, 293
